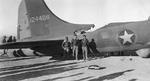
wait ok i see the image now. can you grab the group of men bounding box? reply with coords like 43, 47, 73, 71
62, 34, 96, 61
2, 35, 16, 44
1, 35, 16, 55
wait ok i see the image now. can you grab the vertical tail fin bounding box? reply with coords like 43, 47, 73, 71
18, 0, 94, 41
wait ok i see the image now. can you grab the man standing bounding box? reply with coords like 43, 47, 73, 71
7, 36, 13, 43
2, 36, 7, 55
62, 36, 71, 58
2, 36, 7, 44
89, 39, 97, 53
81, 35, 89, 61
12, 36, 17, 42
71, 35, 79, 60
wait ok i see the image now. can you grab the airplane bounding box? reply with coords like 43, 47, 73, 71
0, 0, 150, 58
0, 0, 94, 58
85, 21, 150, 58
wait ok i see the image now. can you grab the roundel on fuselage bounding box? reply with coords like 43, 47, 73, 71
118, 29, 136, 46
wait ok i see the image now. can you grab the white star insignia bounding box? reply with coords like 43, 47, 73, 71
119, 30, 134, 44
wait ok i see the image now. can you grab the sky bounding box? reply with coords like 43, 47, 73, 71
0, 0, 150, 37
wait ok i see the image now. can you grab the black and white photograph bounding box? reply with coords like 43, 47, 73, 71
0, 0, 150, 81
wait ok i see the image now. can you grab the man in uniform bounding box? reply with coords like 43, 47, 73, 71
62, 36, 71, 58
71, 35, 80, 60
81, 35, 89, 61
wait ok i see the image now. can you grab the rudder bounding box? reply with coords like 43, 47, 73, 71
17, 0, 94, 41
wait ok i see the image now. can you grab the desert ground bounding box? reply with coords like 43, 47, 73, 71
0, 56, 150, 81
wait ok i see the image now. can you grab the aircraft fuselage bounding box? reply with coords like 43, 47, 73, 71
86, 20, 150, 53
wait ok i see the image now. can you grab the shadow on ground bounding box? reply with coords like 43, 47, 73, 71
45, 73, 83, 81
0, 61, 87, 81
129, 78, 137, 81
89, 69, 134, 81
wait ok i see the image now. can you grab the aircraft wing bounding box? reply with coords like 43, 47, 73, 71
0, 40, 63, 49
